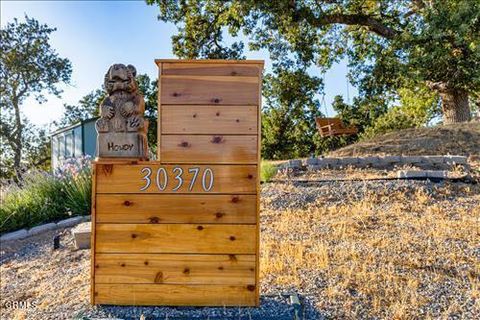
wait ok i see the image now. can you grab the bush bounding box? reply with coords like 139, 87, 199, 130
261, 161, 278, 183
0, 156, 92, 234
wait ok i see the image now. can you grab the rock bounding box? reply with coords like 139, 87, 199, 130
72, 222, 91, 250
305, 158, 319, 166
0, 229, 28, 242
56, 216, 85, 229
28, 223, 57, 236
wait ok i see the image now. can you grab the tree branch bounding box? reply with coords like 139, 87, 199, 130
311, 13, 399, 40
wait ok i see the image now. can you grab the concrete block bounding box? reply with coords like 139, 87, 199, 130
382, 156, 402, 163
320, 158, 339, 167
72, 222, 91, 249
0, 229, 28, 242
425, 170, 448, 179
28, 223, 57, 236
397, 170, 427, 179
305, 158, 319, 166
401, 156, 424, 164
56, 216, 84, 229
444, 155, 468, 165
338, 157, 359, 166
288, 159, 302, 169
423, 156, 445, 164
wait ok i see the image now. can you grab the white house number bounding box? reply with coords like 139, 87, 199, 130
139, 167, 214, 192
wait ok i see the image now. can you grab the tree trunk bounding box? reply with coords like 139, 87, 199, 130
438, 88, 471, 124
12, 96, 23, 180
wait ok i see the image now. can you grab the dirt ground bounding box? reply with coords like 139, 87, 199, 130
1, 170, 479, 319
330, 122, 480, 157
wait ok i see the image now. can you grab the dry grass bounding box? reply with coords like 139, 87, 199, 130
1, 174, 479, 319
260, 180, 480, 319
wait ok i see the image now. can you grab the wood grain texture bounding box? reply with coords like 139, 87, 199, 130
94, 283, 257, 306
90, 165, 97, 304
161, 105, 257, 134
95, 164, 257, 194
160, 135, 257, 164
161, 75, 259, 105
95, 224, 256, 254
156, 59, 264, 65
162, 63, 260, 76
95, 253, 255, 284
96, 194, 256, 224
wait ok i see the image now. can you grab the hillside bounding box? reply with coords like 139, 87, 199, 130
329, 122, 480, 157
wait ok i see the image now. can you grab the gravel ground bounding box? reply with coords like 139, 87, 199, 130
1, 171, 479, 319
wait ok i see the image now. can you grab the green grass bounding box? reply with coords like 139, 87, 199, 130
0, 161, 91, 234
261, 161, 278, 183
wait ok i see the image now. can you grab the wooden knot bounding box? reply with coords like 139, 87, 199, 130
123, 200, 132, 206
197, 225, 204, 231
229, 236, 236, 241
120, 263, 126, 267
218, 266, 224, 270
216, 112, 220, 116
212, 98, 221, 103
231, 71, 237, 76
144, 260, 149, 265
172, 92, 180, 97
215, 212, 224, 218
131, 233, 137, 239
154, 271, 163, 283
231, 196, 240, 203
102, 164, 113, 176
250, 268, 255, 272
178, 141, 190, 148
183, 268, 190, 274
192, 113, 197, 118
236, 119, 240, 123
246, 285, 255, 292
149, 216, 160, 224
211, 136, 223, 144
95, 264, 100, 269
229, 254, 237, 262
247, 174, 253, 179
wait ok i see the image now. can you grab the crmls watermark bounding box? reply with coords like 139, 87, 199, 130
3, 300, 38, 309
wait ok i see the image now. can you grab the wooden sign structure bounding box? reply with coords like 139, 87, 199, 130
91, 60, 263, 306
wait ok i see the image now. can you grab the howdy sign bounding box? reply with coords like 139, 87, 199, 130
91, 60, 263, 307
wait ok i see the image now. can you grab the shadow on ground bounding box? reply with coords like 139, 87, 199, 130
77, 293, 325, 320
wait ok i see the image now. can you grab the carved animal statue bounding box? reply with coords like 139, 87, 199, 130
95, 64, 148, 159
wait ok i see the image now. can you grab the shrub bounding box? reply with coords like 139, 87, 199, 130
0, 156, 92, 234
261, 161, 278, 183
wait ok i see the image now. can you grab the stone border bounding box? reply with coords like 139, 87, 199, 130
0, 215, 90, 242
282, 155, 468, 171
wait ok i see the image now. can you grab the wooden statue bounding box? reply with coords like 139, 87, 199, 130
95, 64, 148, 159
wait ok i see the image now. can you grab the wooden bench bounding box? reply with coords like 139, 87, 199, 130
315, 117, 358, 137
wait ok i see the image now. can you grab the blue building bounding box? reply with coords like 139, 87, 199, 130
50, 117, 98, 170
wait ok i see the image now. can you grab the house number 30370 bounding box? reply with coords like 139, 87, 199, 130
139, 166, 214, 192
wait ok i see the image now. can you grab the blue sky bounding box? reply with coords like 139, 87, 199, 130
1, 0, 357, 127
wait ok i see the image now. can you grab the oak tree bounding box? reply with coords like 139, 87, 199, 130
0, 16, 72, 178
147, 0, 480, 124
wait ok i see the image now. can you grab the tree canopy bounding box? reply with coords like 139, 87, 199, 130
147, 0, 480, 124
0, 16, 72, 179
